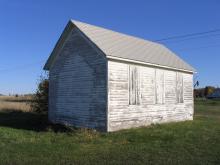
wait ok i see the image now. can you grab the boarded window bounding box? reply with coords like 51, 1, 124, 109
176, 72, 184, 103
155, 69, 164, 104
129, 65, 140, 105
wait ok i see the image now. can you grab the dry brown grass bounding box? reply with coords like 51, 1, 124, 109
0, 95, 33, 102
0, 96, 32, 112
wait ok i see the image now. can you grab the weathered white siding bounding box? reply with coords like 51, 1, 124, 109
49, 28, 107, 131
108, 60, 193, 132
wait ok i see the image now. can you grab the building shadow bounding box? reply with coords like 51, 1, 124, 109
0, 110, 75, 133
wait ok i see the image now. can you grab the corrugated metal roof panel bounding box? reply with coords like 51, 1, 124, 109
71, 20, 195, 72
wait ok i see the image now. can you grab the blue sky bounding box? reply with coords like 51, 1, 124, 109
0, 0, 219, 94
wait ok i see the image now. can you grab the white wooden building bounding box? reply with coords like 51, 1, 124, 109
44, 20, 196, 132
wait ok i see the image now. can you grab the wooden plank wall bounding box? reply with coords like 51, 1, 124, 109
49, 28, 107, 131
108, 60, 193, 132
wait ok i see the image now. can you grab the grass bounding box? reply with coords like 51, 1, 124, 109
0, 97, 220, 164
0, 96, 32, 112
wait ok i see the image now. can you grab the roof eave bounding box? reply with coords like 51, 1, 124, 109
106, 55, 196, 74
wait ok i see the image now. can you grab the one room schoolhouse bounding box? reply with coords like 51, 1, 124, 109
44, 20, 196, 132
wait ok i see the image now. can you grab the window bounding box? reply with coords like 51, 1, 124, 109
129, 65, 140, 105
176, 72, 184, 103
155, 69, 164, 104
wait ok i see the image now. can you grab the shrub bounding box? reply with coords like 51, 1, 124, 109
31, 75, 49, 113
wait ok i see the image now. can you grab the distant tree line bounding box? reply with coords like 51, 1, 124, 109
194, 86, 216, 98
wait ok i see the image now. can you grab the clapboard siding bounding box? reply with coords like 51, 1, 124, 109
49, 28, 107, 131
108, 60, 193, 132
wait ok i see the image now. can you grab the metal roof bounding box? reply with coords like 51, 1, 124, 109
44, 20, 195, 72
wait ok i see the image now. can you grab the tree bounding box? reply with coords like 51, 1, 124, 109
31, 75, 49, 113
204, 86, 215, 97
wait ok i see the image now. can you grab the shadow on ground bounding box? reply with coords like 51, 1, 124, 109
0, 110, 75, 132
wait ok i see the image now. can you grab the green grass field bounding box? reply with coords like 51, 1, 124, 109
0, 99, 220, 165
